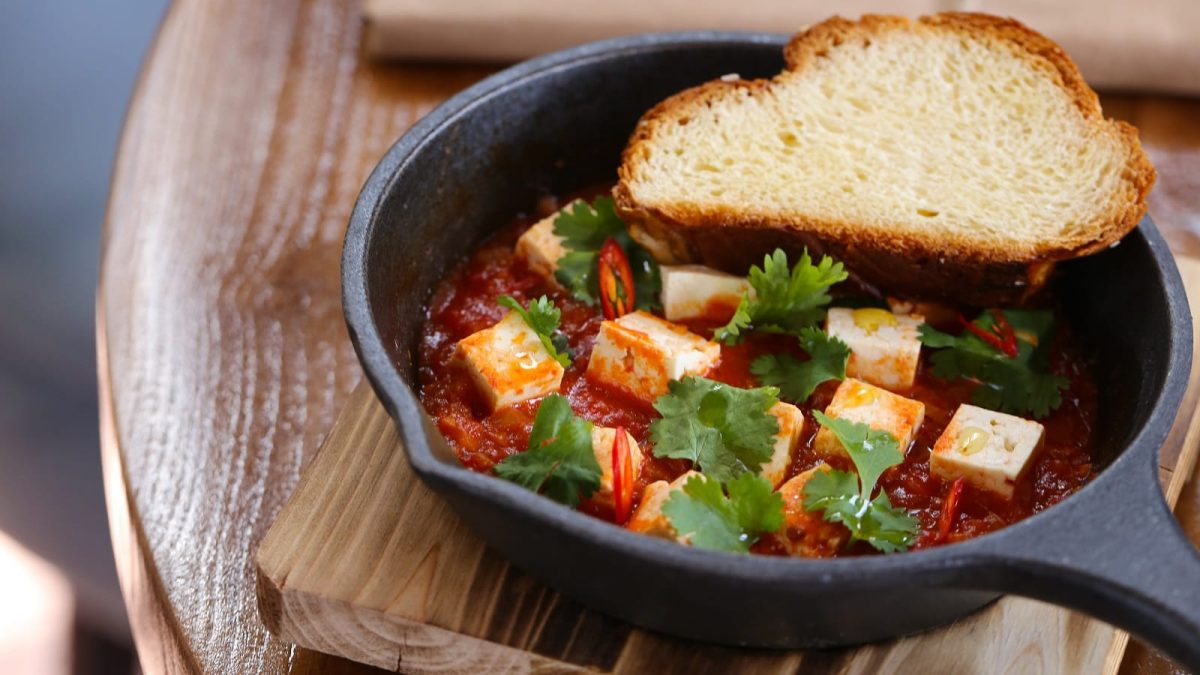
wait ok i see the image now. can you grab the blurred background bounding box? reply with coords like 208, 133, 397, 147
1, 1, 168, 672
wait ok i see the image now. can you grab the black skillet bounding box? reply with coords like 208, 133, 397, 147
342, 33, 1200, 668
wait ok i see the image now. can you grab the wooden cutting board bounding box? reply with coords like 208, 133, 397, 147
256, 257, 1200, 674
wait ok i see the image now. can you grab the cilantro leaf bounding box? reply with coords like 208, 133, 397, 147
497, 295, 572, 367
552, 197, 626, 250
551, 197, 661, 310
661, 473, 784, 553
728, 471, 786, 536
859, 494, 923, 553
918, 309, 1068, 418
811, 411, 902, 490
625, 244, 662, 312
751, 327, 851, 403
554, 251, 603, 305
802, 411, 918, 553
715, 249, 848, 344
650, 377, 780, 484
800, 469, 860, 526
494, 394, 601, 507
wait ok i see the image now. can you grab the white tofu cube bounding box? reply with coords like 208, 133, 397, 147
454, 312, 564, 411
826, 307, 924, 391
590, 426, 645, 509
813, 378, 925, 459
760, 402, 805, 488
930, 405, 1046, 499
775, 464, 849, 557
659, 264, 753, 323
586, 311, 720, 402
514, 211, 568, 284
628, 471, 700, 542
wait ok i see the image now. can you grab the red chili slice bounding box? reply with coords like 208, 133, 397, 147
936, 478, 966, 544
597, 238, 635, 320
991, 309, 1020, 357
958, 310, 1019, 358
611, 426, 634, 525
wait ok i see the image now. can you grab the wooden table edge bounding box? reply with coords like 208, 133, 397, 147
94, 1, 203, 669
98, 290, 205, 674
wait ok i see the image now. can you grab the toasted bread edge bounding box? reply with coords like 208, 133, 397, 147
614, 13, 1156, 304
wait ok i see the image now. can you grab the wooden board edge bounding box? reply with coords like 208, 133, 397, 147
255, 382, 372, 588
252, 383, 593, 672
257, 562, 587, 673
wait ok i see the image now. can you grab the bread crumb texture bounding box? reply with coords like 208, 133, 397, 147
618, 13, 1154, 266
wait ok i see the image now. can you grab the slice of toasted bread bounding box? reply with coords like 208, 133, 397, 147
615, 13, 1154, 306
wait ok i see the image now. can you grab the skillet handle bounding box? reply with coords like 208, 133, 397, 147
976, 460, 1200, 670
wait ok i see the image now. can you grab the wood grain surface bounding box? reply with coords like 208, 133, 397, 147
98, 0, 1200, 672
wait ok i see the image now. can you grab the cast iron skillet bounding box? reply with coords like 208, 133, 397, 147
343, 33, 1200, 667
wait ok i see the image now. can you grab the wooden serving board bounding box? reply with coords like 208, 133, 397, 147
256, 257, 1200, 674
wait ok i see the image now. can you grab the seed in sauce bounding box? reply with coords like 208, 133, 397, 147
957, 427, 990, 456
851, 307, 898, 333
843, 380, 880, 407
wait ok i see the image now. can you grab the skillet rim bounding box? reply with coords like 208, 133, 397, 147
342, 31, 1191, 586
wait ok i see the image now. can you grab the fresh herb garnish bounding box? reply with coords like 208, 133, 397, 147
803, 412, 918, 553
662, 473, 785, 553
650, 377, 780, 484
552, 197, 660, 311
750, 327, 851, 403
918, 309, 1068, 418
497, 294, 572, 367
715, 248, 848, 344
494, 394, 601, 507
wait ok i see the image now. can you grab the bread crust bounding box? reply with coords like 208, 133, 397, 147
615, 13, 1155, 306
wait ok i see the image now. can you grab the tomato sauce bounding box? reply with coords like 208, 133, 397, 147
417, 210, 1099, 556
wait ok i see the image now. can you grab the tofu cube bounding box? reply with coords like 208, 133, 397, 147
628, 471, 700, 542
760, 402, 805, 488
590, 426, 645, 509
825, 307, 924, 391
659, 265, 753, 323
454, 312, 564, 411
930, 404, 1046, 499
813, 378, 925, 458
586, 311, 720, 402
775, 464, 849, 557
514, 211, 568, 284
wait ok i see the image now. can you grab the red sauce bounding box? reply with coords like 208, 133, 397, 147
418, 214, 1099, 556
